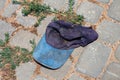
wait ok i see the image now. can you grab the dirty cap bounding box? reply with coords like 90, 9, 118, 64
46, 20, 98, 49
33, 20, 98, 69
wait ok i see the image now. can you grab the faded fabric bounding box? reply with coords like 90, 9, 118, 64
46, 20, 98, 50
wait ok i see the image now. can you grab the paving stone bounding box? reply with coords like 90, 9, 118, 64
96, 20, 120, 44
43, 0, 68, 11
102, 62, 120, 80
2, 1, 20, 17
74, 0, 83, 10
68, 74, 84, 80
0, 0, 6, 11
76, 1, 103, 24
96, 0, 109, 3
76, 41, 111, 78
41, 59, 72, 80
16, 8, 37, 28
108, 0, 120, 21
10, 30, 39, 51
0, 20, 15, 40
34, 75, 48, 80
15, 62, 36, 80
37, 15, 54, 36
72, 47, 84, 58
115, 45, 120, 61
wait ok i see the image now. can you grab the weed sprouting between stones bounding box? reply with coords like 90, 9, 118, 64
0, 33, 9, 47
0, 33, 36, 70
12, 0, 84, 27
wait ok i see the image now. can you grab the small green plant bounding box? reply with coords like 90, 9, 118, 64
54, 0, 84, 24
22, 7, 31, 16
68, 0, 74, 12
22, 2, 51, 16
18, 0, 52, 26
12, 0, 22, 4
34, 15, 46, 27
0, 33, 10, 47
0, 39, 5, 47
13, 0, 84, 27
0, 33, 36, 70
5, 33, 10, 43
30, 39, 36, 53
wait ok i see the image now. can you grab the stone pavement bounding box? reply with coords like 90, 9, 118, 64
0, 0, 120, 80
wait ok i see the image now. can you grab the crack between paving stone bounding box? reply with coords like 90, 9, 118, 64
73, 0, 84, 12
65, 53, 95, 80
107, 71, 120, 79
96, 42, 120, 80
40, 71, 56, 80
30, 63, 41, 80
62, 58, 74, 80
0, 0, 10, 15
32, 61, 55, 80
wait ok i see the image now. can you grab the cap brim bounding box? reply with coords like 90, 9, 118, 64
33, 35, 73, 69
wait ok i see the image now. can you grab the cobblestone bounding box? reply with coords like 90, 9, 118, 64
2, 1, 20, 17
16, 8, 37, 28
0, 0, 6, 11
96, 20, 120, 44
68, 74, 84, 80
76, 41, 111, 78
108, 0, 120, 21
71, 47, 84, 58
102, 62, 120, 80
43, 0, 68, 11
41, 59, 72, 80
96, 0, 110, 3
34, 75, 48, 80
37, 15, 54, 36
115, 45, 120, 61
0, 20, 15, 40
15, 62, 36, 80
9, 30, 39, 51
76, 1, 103, 24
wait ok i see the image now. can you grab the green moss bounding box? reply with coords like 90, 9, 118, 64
0, 33, 9, 47
0, 39, 5, 47
0, 33, 36, 70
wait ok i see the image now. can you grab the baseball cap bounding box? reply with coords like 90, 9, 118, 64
33, 20, 98, 69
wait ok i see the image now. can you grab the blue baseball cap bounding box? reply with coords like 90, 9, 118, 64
33, 20, 98, 69
33, 35, 73, 69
